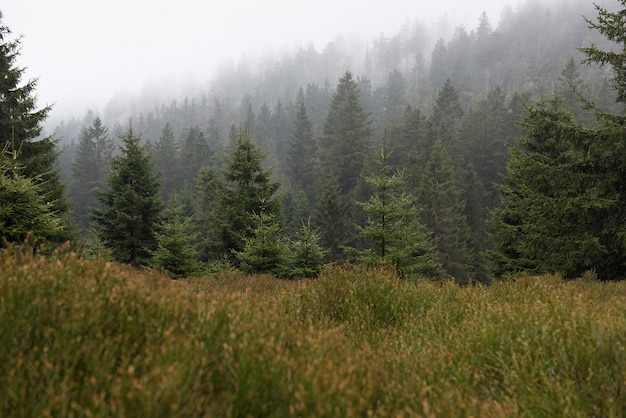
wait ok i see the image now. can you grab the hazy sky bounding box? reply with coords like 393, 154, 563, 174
2, 0, 515, 123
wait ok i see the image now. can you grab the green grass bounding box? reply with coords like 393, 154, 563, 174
1, 249, 625, 417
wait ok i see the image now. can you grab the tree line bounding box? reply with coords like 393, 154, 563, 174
2, 1, 626, 281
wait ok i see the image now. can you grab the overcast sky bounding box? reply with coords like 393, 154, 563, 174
2, 0, 516, 123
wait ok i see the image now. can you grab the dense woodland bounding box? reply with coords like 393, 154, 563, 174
3, 0, 626, 282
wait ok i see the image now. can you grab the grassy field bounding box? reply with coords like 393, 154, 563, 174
1, 249, 625, 417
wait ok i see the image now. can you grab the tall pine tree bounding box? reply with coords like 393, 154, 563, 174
0, 12, 72, 243
213, 131, 281, 263
91, 126, 163, 266
69, 117, 113, 237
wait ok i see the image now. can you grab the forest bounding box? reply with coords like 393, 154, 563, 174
3, 0, 626, 283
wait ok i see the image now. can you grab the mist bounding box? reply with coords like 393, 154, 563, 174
3, 0, 521, 129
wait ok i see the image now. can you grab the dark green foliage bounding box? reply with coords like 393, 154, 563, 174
355, 144, 443, 280
431, 79, 463, 159
91, 126, 163, 267
69, 117, 113, 236
0, 13, 72, 244
489, 99, 626, 280
419, 139, 474, 284
580, 1, 626, 103
459, 86, 518, 207
236, 211, 288, 276
152, 123, 181, 199
287, 90, 319, 203
313, 172, 352, 262
213, 131, 281, 262
321, 71, 374, 194
491, 2, 626, 281
0, 151, 61, 246
179, 126, 213, 185
286, 218, 326, 279
152, 197, 202, 279
194, 165, 222, 261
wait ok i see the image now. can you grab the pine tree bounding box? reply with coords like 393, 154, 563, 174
152, 197, 202, 279
0, 13, 72, 243
431, 79, 463, 159
69, 117, 113, 236
287, 89, 319, 203
91, 126, 163, 266
419, 138, 474, 283
489, 1, 626, 281
286, 218, 326, 279
355, 142, 443, 280
0, 148, 61, 247
152, 123, 181, 200
236, 211, 288, 276
313, 172, 352, 262
321, 71, 374, 194
213, 131, 281, 262
179, 126, 212, 186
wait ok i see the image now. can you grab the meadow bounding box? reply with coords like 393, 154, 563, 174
1, 249, 625, 417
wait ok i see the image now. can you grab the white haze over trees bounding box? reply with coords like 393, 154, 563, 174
4, 0, 520, 129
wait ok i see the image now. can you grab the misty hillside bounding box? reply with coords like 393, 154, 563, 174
37, 0, 625, 283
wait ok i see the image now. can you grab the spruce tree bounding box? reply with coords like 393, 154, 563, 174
313, 172, 352, 262
69, 117, 113, 237
355, 142, 443, 280
91, 126, 163, 267
286, 218, 326, 279
419, 138, 474, 283
321, 71, 374, 194
287, 89, 319, 203
490, 2, 626, 280
152, 123, 181, 200
152, 197, 202, 279
0, 12, 72, 243
236, 211, 288, 276
213, 131, 281, 262
0, 148, 61, 247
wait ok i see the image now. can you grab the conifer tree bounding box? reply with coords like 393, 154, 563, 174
287, 89, 319, 202
236, 211, 288, 276
321, 71, 374, 194
490, 1, 626, 280
213, 131, 281, 262
91, 126, 163, 267
286, 218, 326, 279
0, 12, 72, 243
313, 172, 352, 262
69, 117, 113, 236
419, 138, 474, 283
152, 123, 181, 199
152, 197, 201, 279
355, 142, 443, 279
431, 79, 463, 159
0, 147, 61, 247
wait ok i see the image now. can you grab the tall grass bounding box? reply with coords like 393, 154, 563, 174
1, 249, 625, 416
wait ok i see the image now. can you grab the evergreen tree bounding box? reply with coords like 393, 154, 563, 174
152, 123, 181, 199
459, 86, 517, 207
580, 1, 626, 103
286, 218, 326, 279
355, 143, 443, 280
91, 126, 163, 267
287, 89, 319, 203
69, 117, 113, 236
213, 131, 281, 262
313, 171, 351, 262
0, 13, 72, 243
431, 79, 463, 158
194, 165, 222, 261
419, 138, 474, 283
321, 71, 374, 194
152, 197, 202, 279
236, 211, 288, 276
0, 148, 61, 247
490, 1, 626, 281
179, 126, 212, 186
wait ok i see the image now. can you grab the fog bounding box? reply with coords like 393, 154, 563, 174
3, 0, 518, 126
